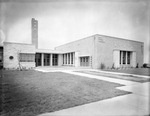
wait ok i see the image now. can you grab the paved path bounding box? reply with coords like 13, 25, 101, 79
36, 68, 150, 116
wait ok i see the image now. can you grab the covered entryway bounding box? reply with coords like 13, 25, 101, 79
35, 53, 59, 67
35, 53, 41, 66
44, 54, 50, 66
52, 54, 58, 66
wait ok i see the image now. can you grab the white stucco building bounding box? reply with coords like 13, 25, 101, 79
0, 18, 144, 69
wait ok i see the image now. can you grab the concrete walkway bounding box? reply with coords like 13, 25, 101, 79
36, 68, 150, 116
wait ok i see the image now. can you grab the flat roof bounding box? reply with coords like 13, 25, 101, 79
36, 49, 64, 54
55, 34, 144, 48
3, 42, 33, 45
96, 34, 144, 44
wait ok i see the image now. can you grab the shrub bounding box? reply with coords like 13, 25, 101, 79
112, 63, 115, 69
143, 63, 147, 68
136, 63, 139, 68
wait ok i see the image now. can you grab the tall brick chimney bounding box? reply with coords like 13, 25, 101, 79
31, 18, 38, 48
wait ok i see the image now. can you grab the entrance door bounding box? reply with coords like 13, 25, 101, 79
35, 53, 41, 66
52, 54, 58, 66
80, 57, 89, 67
44, 54, 50, 66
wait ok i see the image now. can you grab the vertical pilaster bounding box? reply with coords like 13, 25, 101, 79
113, 50, 120, 68
66, 53, 68, 65
75, 52, 79, 67
73, 52, 75, 66
50, 54, 53, 66
132, 52, 136, 67
41, 53, 44, 66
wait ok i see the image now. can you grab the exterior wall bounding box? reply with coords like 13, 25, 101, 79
55, 34, 143, 69
95, 35, 144, 69
4, 35, 143, 69
3, 42, 35, 69
113, 50, 120, 68
75, 52, 79, 67
55, 36, 95, 68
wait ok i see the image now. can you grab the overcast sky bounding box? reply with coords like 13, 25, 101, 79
0, 0, 149, 63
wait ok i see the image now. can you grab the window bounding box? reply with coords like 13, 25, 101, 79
35, 53, 41, 66
127, 52, 130, 64
20, 53, 35, 62
52, 54, 58, 66
65, 54, 67, 64
63, 54, 64, 64
71, 53, 73, 64
80, 57, 89, 67
123, 51, 126, 64
44, 54, 50, 66
68, 53, 70, 64
120, 51, 121, 64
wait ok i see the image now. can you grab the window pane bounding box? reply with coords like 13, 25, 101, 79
68, 53, 70, 64
71, 53, 73, 64
120, 51, 121, 64
123, 51, 126, 64
127, 52, 130, 64
20, 53, 35, 62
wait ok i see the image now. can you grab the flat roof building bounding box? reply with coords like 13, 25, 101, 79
0, 18, 144, 69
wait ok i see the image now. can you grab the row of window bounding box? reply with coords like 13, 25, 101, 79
20, 53, 35, 62
63, 53, 74, 64
120, 51, 131, 64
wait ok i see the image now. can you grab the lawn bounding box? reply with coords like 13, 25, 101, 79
77, 70, 150, 83
0, 70, 130, 116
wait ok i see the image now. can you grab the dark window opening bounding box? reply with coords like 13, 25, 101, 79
123, 51, 126, 64
68, 53, 70, 64
63, 54, 64, 64
44, 54, 50, 66
71, 53, 73, 64
127, 52, 130, 64
35, 53, 41, 66
52, 54, 58, 66
20, 53, 35, 62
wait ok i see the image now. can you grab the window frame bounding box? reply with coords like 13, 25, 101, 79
19, 53, 35, 62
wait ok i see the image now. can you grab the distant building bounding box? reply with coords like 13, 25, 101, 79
1, 18, 144, 69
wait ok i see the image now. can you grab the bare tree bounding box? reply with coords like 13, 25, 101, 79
16, 50, 23, 70
13, 48, 23, 70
